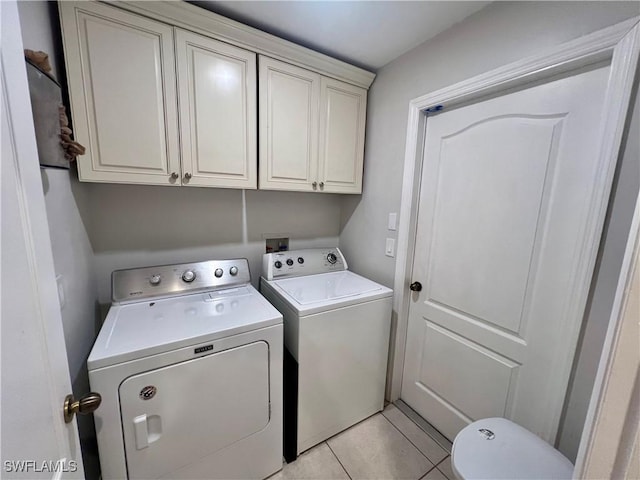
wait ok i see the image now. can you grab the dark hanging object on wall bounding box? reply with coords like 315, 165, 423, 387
25, 57, 69, 169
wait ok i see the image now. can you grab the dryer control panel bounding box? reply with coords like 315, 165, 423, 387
112, 259, 251, 303
262, 248, 347, 280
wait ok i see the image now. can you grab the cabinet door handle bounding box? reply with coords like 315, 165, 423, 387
319, 182, 324, 189
184, 172, 192, 180
312, 181, 317, 190
170, 172, 179, 179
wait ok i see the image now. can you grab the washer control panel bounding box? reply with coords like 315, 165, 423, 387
262, 248, 347, 280
112, 258, 251, 303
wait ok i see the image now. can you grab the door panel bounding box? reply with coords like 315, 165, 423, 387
259, 57, 319, 191
120, 342, 270, 479
418, 322, 519, 421
60, 2, 180, 184
402, 64, 611, 443
2, 3, 82, 475
176, 30, 257, 188
428, 116, 562, 333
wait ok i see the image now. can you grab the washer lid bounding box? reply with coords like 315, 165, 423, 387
269, 271, 392, 315
451, 418, 573, 479
88, 285, 282, 370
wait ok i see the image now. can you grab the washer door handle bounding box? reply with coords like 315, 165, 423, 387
133, 414, 149, 450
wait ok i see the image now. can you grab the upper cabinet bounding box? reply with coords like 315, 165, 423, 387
259, 57, 367, 194
259, 57, 320, 192
318, 77, 367, 194
59, 2, 181, 185
59, 1, 373, 192
176, 30, 257, 189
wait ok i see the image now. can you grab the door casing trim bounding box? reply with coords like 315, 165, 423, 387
390, 14, 640, 466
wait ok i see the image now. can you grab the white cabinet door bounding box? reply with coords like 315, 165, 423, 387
318, 78, 366, 194
59, 2, 180, 185
176, 30, 257, 189
259, 57, 320, 192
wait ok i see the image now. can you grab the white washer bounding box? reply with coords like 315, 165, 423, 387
88, 259, 283, 480
260, 248, 392, 460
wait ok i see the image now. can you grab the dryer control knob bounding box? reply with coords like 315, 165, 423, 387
327, 253, 337, 264
149, 274, 161, 286
229, 266, 238, 276
182, 270, 196, 282
286, 258, 294, 266
214, 268, 223, 278
274, 261, 282, 269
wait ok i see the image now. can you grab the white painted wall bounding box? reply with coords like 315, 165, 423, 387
339, 1, 640, 462
85, 185, 342, 303
16, 0, 61, 79
17, 3, 101, 478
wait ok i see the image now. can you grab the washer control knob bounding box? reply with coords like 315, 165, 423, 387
327, 253, 337, 264
297, 257, 304, 264
149, 274, 161, 285
274, 261, 282, 269
286, 258, 294, 266
214, 268, 223, 278
229, 266, 238, 276
182, 270, 196, 282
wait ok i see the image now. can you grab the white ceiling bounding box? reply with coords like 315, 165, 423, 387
192, 1, 491, 71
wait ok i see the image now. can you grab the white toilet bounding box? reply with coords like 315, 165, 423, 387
451, 418, 573, 480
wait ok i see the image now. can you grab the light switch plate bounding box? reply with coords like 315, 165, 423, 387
385, 238, 395, 257
388, 213, 397, 231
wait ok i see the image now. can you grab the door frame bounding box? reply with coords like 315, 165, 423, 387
388, 10, 640, 443
574, 195, 640, 478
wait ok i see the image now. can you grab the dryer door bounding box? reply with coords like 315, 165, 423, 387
119, 341, 270, 479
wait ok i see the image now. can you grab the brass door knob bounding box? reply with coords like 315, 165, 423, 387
312, 181, 318, 189
409, 282, 422, 292
64, 392, 102, 423
184, 172, 192, 180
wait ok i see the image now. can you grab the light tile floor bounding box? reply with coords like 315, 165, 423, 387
270, 404, 454, 480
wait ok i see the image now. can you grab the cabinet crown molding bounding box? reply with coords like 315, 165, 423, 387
108, 0, 376, 89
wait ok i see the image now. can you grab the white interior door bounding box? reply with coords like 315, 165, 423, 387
1, 2, 83, 477
401, 63, 612, 444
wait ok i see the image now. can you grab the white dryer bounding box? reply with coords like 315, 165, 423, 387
88, 259, 283, 480
260, 248, 392, 460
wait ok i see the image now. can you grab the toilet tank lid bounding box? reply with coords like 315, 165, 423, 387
451, 418, 573, 480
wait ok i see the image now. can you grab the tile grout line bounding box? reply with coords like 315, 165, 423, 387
435, 456, 452, 480
325, 441, 353, 480
394, 400, 452, 453
379, 411, 436, 469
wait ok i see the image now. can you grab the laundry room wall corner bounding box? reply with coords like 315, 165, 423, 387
338, 0, 640, 460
